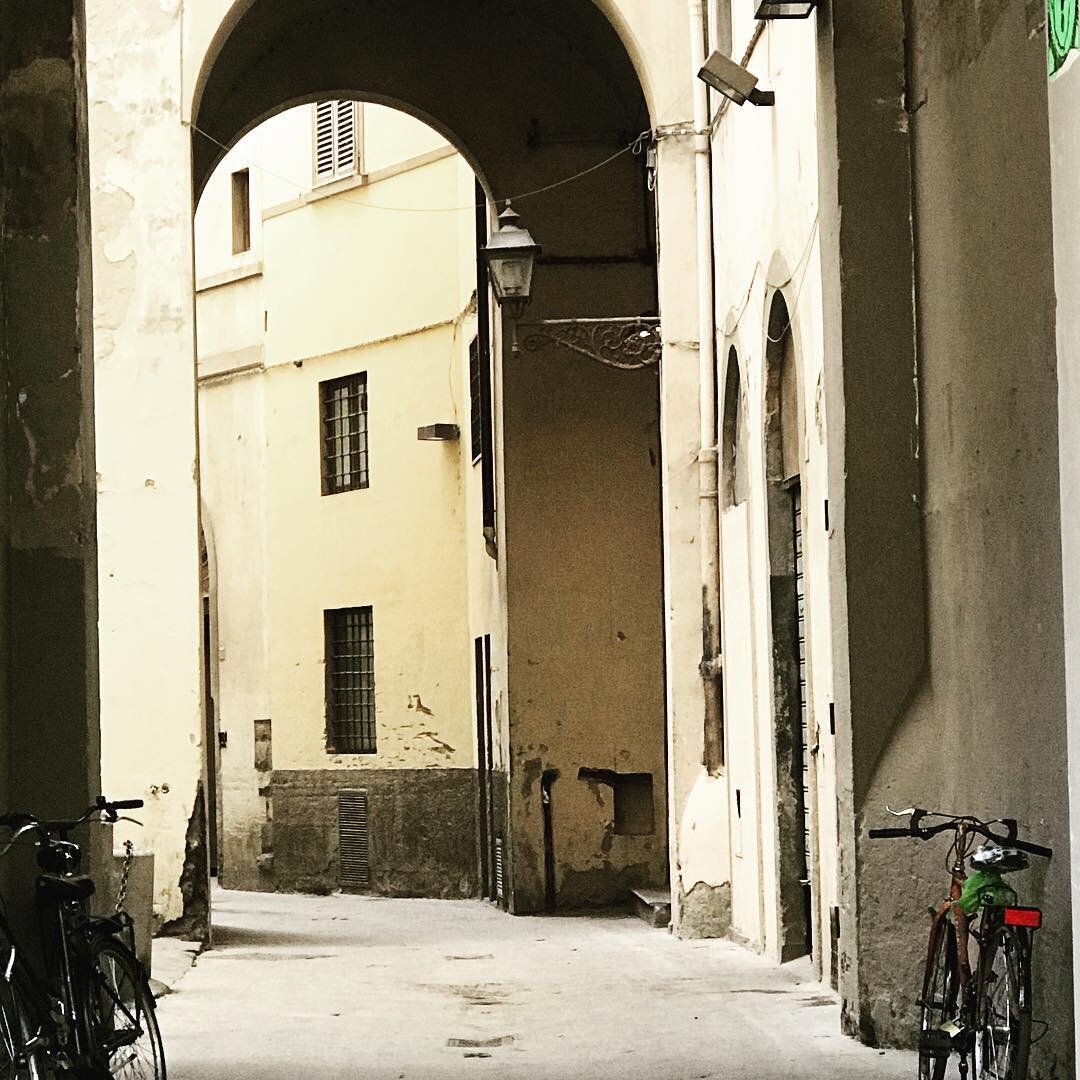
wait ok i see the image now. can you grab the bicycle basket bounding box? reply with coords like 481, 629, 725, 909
959, 869, 1017, 915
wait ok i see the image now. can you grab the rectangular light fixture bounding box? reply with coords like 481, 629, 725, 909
756, 0, 817, 17
417, 423, 460, 442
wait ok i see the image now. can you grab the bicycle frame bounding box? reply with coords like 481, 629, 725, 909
926, 825, 978, 1062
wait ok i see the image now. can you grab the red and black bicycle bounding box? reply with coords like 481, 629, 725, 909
869, 808, 1052, 1080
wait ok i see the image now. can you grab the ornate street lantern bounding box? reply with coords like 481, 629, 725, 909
481, 201, 662, 370
480, 203, 540, 322
755, 1, 817, 17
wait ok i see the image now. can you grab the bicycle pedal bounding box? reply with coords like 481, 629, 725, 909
920, 1028, 956, 1054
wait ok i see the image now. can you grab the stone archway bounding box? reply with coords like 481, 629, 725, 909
184, 0, 668, 917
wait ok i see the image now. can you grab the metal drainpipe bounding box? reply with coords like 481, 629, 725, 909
689, 0, 724, 764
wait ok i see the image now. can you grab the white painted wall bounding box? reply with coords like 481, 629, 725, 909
86, 0, 205, 928
705, 15, 838, 975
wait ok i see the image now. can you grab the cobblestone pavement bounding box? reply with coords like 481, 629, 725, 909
155, 889, 916, 1079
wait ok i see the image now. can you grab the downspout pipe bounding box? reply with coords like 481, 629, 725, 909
689, 0, 724, 767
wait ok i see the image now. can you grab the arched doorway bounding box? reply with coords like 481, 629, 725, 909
764, 290, 814, 962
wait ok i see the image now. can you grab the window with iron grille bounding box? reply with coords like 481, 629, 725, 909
469, 337, 482, 463
314, 100, 360, 185
325, 606, 376, 754
320, 372, 369, 495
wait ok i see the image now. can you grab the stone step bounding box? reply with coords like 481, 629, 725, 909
630, 888, 671, 929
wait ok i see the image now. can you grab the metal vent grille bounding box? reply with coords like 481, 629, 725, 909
338, 789, 370, 890
494, 837, 504, 901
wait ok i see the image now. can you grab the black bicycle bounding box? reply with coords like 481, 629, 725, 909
870, 807, 1052, 1080
0, 795, 165, 1078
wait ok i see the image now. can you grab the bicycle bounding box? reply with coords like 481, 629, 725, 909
0, 795, 165, 1079
869, 807, 1052, 1080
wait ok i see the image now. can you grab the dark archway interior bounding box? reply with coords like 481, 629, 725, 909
193, 0, 652, 300
192, 0, 667, 913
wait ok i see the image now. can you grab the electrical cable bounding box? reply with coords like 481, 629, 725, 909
185, 119, 650, 214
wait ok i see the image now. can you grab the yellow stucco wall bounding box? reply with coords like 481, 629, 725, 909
196, 106, 488, 887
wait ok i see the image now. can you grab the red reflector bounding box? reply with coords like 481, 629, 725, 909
1004, 907, 1042, 929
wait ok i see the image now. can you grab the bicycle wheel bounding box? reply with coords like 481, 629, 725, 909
919, 916, 958, 1080
0, 976, 50, 1080
975, 922, 1032, 1080
83, 938, 165, 1080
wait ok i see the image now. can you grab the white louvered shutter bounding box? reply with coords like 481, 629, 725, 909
335, 100, 356, 177
315, 100, 336, 182
314, 100, 358, 184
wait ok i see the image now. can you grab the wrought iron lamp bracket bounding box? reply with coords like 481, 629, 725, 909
515, 317, 662, 371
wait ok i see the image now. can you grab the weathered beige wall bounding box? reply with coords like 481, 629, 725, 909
85, 0, 206, 932
1049, 30, 1080, 1074
820, 3, 1073, 1070
196, 108, 487, 887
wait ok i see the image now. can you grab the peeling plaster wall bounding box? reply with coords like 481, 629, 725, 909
196, 115, 486, 893
822, 3, 1073, 1071
84, 0, 206, 931
0, 0, 100, 943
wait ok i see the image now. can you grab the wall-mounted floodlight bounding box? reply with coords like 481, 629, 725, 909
697, 50, 775, 107
755, 0, 817, 17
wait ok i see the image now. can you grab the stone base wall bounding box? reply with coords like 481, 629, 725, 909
269, 769, 480, 898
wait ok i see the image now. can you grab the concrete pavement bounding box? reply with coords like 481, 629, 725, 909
156, 889, 917, 1079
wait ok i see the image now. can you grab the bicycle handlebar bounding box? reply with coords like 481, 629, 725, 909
868, 808, 1052, 859
0, 796, 145, 835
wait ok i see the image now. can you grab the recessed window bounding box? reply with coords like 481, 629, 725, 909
320, 372, 369, 495
469, 337, 482, 464
325, 607, 376, 754
722, 346, 748, 508
314, 100, 360, 185
231, 169, 250, 254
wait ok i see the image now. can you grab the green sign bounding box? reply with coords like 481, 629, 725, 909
1050, 0, 1080, 76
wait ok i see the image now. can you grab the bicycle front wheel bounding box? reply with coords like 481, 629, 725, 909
919, 915, 958, 1080
84, 938, 165, 1080
975, 922, 1032, 1080
0, 975, 51, 1080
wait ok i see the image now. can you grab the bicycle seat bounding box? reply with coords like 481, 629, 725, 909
35, 873, 95, 902
971, 843, 1029, 873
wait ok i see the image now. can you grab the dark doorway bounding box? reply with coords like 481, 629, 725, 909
474, 635, 497, 900
764, 292, 813, 962
200, 537, 220, 879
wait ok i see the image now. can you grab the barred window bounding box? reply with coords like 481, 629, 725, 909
469, 337, 482, 463
320, 372, 369, 495
325, 607, 376, 754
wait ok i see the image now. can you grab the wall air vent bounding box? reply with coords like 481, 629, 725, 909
338, 789, 370, 890
494, 837, 504, 901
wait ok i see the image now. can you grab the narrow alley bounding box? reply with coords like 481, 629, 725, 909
157, 891, 914, 1079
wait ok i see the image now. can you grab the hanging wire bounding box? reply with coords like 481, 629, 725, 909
185, 119, 651, 214
765, 217, 821, 343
